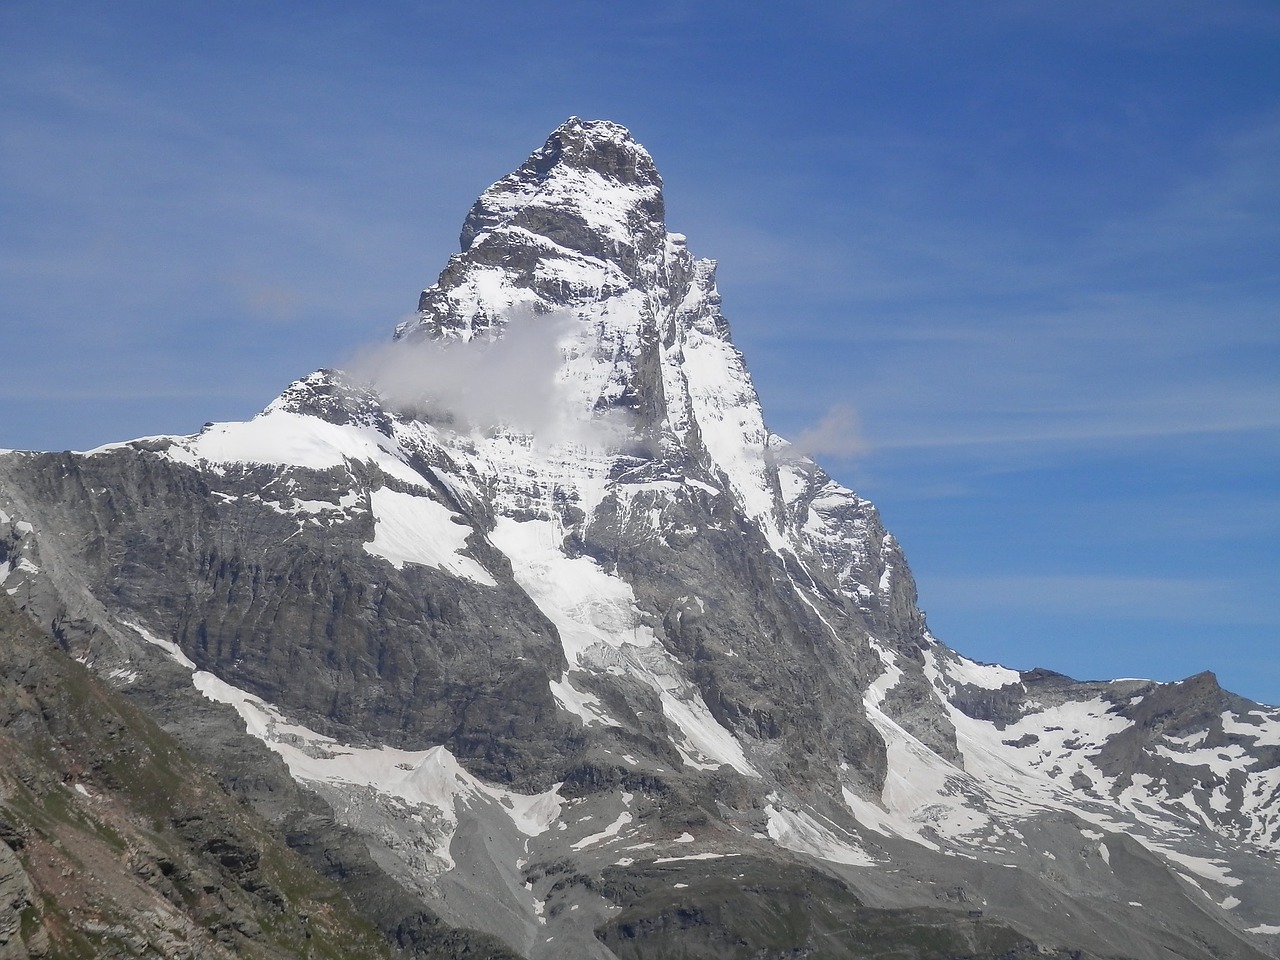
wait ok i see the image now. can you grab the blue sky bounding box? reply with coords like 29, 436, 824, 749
3, 1, 1277, 703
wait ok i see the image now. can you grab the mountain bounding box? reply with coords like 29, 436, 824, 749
1, 117, 1277, 960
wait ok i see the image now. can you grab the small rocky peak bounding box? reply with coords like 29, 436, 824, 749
1127, 670, 1229, 736
265, 369, 393, 431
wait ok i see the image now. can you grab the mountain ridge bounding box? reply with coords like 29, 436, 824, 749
1, 117, 1277, 960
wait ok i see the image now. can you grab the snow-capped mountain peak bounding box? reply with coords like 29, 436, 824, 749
3, 118, 1278, 960
457, 116, 664, 256
395, 117, 668, 345
385, 120, 810, 554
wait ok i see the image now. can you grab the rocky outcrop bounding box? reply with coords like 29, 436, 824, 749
0, 832, 42, 960
594, 857, 1044, 960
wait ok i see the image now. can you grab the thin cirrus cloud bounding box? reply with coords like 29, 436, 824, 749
920, 573, 1278, 627
742, 115, 1280, 464
867, 389, 1280, 453
788, 405, 869, 460
726, 115, 1280, 326
1082, 118, 1280, 277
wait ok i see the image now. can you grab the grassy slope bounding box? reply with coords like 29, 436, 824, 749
0, 591, 392, 960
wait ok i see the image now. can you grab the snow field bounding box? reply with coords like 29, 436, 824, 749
764, 801, 875, 866
489, 514, 758, 777
363, 487, 496, 585
168, 409, 426, 486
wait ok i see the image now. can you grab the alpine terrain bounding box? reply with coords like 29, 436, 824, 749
2, 118, 1277, 960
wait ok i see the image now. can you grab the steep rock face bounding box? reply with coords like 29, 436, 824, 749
0, 443, 573, 785
1, 118, 1278, 960
394, 117, 932, 784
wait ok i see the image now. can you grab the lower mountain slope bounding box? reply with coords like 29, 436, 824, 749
0, 590, 398, 960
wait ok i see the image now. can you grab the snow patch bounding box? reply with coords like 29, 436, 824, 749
126, 620, 197, 670
941, 654, 1022, 691
765, 803, 875, 866
190, 669, 561, 871
571, 811, 632, 850
677, 323, 782, 549
549, 673, 618, 726
363, 487, 495, 585
169, 410, 428, 486
490, 517, 656, 661
5, 557, 40, 594
1153, 848, 1241, 888
653, 853, 738, 863
490, 516, 757, 776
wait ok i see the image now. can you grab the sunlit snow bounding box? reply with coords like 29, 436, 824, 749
126, 619, 197, 670
363, 487, 496, 585
765, 802, 875, 866
570, 811, 632, 851
490, 516, 758, 777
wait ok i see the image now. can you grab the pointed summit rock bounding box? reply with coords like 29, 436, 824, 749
458, 117, 664, 255
388, 121, 920, 640
399, 118, 669, 344
396, 118, 720, 463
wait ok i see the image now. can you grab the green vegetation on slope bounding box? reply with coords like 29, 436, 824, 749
0, 591, 391, 960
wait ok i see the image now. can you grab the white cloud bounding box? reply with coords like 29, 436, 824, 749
345, 308, 634, 450
789, 404, 869, 460
918, 573, 1278, 626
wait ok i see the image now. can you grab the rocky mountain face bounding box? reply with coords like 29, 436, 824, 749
1, 118, 1277, 960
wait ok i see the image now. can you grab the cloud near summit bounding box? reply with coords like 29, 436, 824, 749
790, 404, 869, 461
346, 309, 632, 448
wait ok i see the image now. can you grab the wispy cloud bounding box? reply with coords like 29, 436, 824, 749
345, 310, 636, 450
918, 573, 1278, 626
788, 404, 869, 460
724, 109, 1280, 470
1086, 115, 1280, 271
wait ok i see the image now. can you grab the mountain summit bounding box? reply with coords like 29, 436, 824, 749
452, 117, 664, 258
400, 117, 667, 343
1, 119, 1278, 960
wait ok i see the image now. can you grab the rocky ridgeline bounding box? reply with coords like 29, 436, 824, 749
1, 119, 1277, 960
